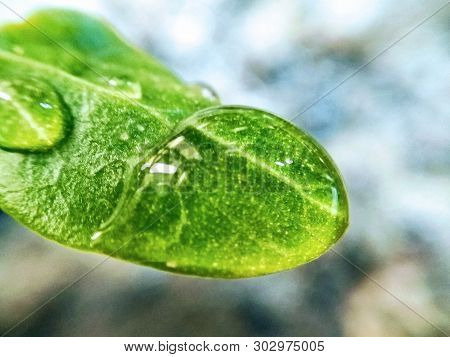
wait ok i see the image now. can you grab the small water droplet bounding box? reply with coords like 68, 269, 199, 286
285, 158, 293, 165
107, 77, 142, 99
275, 161, 285, 167
0, 77, 69, 151
190, 82, 220, 102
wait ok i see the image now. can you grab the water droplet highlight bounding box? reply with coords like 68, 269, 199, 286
145, 162, 178, 175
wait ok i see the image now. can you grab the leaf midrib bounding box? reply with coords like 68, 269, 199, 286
197, 126, 340, 216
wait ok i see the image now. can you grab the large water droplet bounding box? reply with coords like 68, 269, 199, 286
89, 134, 198, 245
0, 77, 69, 151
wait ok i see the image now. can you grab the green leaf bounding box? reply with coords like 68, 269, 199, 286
0, 9, 349, 278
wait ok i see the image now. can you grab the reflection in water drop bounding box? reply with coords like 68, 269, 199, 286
0, 77, 69, 151
107, 77, 142, 99
285, 158, 293, 165
146, 162, 178, 175
275, 161, 285, 167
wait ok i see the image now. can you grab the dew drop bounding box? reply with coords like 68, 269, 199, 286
107, 77, 142, 99
190, 82, 220, 102
0, 77, 69, 151
275, 161, 285, 167
285, 158, 293, 165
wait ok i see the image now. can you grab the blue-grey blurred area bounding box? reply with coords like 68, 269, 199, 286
0, 0, 449, 336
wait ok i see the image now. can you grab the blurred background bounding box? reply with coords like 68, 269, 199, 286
0, 0, 449, 336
